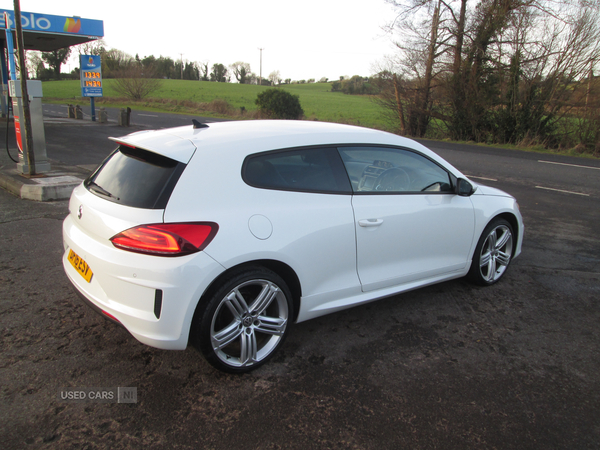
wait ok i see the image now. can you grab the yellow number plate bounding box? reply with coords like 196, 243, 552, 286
68, 249, 93, 283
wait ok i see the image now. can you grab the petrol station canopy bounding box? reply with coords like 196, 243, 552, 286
0, 9, 104, 52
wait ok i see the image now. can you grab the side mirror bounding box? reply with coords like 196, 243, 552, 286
456, 178, 476, 196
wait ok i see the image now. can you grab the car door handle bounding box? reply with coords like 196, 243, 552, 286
358, 219, 384, 227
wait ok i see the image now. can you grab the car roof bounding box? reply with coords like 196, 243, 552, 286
109, 120, 436, 164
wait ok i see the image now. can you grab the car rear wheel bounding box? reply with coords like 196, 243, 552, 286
468, 218, 514, 286
192, 267, 292, 373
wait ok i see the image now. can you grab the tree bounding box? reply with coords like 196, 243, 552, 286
41, 47, 71, 80
446, 0, 600, 143
447, 0, 524, 141
268, 70, 281, 85
331, 75, 379, 95
230, 62, 251, 83
183, 61, 199, 80
26, 51, 44, 79
255, 89, 304, 119
200, 62, 210, 81
101, 48, 134, 78
381, 0, 600, 148
210, 63, 228, 82
248, 72, 259, 85
72, 39, 106, 57
113, 64, 163, 100
381, 0, 450, 137
153, 56, 176, 79
141, 55, 157, 72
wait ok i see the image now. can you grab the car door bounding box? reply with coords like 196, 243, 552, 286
338, 146, 475, 292
237, 146, 362, 305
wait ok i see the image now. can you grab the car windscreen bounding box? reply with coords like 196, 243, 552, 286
84, 145, 186, 209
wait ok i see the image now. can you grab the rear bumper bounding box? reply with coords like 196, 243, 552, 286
62, 216, 225, 350
70, 283, 125, 328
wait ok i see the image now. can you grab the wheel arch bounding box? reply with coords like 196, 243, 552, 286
192, 259, 302, 332
467, 212, 519, 285
494, 212, 521, 255
471, 211, 521, 261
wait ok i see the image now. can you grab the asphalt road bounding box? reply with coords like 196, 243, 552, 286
1, 109, 599, 449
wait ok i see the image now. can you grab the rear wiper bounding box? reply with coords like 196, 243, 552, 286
88, 181, 120, 201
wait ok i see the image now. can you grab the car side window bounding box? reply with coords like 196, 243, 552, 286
338, 146, 453, 194
243, 147, 351, 194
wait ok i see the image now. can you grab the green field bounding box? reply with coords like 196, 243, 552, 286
42, 79, 597, 158
41, 79, 391, 130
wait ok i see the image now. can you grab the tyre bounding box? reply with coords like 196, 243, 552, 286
467, 218, 514, 286
191, 267, 293, 373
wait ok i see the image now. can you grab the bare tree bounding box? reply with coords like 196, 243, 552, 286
381, 0, 600, 148
72, 39, 106, 56
268, 70, 281, 85
101, 48, 134, 78
26, 51, 44, 79
113, 64, 163, 100
383, 0, 451, 136
199, 61, 209, 81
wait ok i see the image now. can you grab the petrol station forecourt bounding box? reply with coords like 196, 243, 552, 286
0, 8, 103, 198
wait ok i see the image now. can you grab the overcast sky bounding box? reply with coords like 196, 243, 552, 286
5, 0, 399, 81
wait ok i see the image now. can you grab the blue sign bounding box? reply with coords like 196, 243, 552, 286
0, 9, 103, 38
80, 55, 103, 97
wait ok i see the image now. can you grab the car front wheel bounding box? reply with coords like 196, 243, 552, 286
192, 267, 293, 373
468, 218, 514, 286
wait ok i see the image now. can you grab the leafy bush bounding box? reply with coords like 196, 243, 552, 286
255, 89, 304, 120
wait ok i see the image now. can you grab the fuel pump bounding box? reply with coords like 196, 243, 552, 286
3, 10, 50, 174
1, 8, 104, 177
9, 79, 51, 174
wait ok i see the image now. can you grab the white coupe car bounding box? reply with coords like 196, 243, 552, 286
63, 120, 523, 373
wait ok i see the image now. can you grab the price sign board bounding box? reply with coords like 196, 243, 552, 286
80, 55, 103, 97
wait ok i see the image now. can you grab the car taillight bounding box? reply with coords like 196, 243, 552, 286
110, 222, 218, 256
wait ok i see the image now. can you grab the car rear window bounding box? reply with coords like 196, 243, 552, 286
84, 145, 186, 209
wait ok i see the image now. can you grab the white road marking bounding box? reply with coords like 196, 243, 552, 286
137, 114, 159, 117
466, 175, 498, 182
535, 186, 590, 196
539, 160, 600, 170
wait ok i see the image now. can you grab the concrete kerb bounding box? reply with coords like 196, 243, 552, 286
0, 113, 122, 201
0, 164, 92, 202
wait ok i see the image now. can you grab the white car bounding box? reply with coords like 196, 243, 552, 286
63, 120, 523, 373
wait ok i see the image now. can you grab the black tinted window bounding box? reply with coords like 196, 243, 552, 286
85, 146, 185, 209
243, 147, 351, 194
